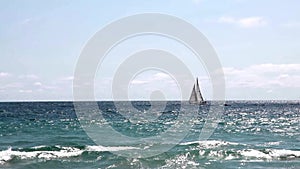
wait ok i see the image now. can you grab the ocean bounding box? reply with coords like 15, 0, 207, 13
0, 101, 299, 169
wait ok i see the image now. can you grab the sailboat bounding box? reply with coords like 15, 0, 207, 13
189, 78, 206, 105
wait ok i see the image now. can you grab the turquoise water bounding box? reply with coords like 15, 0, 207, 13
0, 101, 299, 168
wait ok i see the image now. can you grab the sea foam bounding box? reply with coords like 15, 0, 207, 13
0, 145, 139, 165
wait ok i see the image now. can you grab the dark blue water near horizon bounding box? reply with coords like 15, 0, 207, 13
0, 101, 299, 168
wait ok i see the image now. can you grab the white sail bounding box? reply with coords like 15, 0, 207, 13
195, 78, 204, 102
189, 84, 198, 104
189, 78, 205, 104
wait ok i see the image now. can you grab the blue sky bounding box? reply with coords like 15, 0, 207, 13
0, 0, 299, 101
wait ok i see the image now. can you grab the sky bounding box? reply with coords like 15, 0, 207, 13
0, 0, 300, 101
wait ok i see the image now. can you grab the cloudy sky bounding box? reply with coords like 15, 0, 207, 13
0, 0, 299, 101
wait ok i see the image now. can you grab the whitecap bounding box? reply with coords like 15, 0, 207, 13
239, 149, 300, 160
163, 153, 199, 169
86, 145, 139, 152
0, 145, 139, 165
179, 140, 240, 148
239, 149, 272, 159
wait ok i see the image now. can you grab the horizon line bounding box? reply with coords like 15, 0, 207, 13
0, 99, 299, 103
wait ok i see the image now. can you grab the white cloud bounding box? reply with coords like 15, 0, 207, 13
18, 74, 39, 79
218, 16, 236, 24
224, 64, 300, 88
42, 85, 58, 90
153, 72, 170, 80
192, 0, 202, 4
19, 16, 42, 25
0, 72, 11, 77
19, 89, 32, 93
248, 64, 300, 73
218, 16, 267, 28
130, 72, 172, 85
282, 21, 300, 28
0, 82, 23, 90
34, 82, 42, 86
239, 17, 267, 28
61, 76, 74, 81
20, 18, 33, 25
130, 80, 148, 85
126, 72, 182, 100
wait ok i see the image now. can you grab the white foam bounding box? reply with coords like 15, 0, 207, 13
260, 141, 282, 146
0, 148, 13, 165
208, 150, 226, 158
239, 149, 272, 159
32, 145, 47, 149
224, 154, 236, 160
0, 145, 139, 165
239, 149, 300, 160
86, 145, 139, 152
163, 153, 199, 169
0, 146, 84, 164
269, 149, 300, 158
180, 140, 240, 148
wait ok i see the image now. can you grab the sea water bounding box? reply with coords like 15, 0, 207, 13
0, 101, 299, 168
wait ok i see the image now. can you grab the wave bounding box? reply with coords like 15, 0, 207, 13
161, 149, 300, 169
179, 140, 300, 161
179, 140, 241, 148
239, 149, 300, 160
0, 145, 139, 165
1, 142, 300, 165
202, 148, 300, 160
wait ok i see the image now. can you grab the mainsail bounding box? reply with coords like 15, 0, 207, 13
189, 78, 205, 104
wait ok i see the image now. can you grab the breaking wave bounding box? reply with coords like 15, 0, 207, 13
0, 145, 139, 165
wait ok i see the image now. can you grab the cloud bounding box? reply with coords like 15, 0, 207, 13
126, 72, 183, 100
20, 18, 33, 25
0, 82, 23, 90
19, 16, 42, 25
218, 16, 267, 28
129, 72, 173, 85
0, 72, 11, 78
282, 21, 300, 28
238, 17, 267, 28
34, 82, 42, 86
130, 80, 148, 85
218, 16, 236, 24
0, 73, 76, 100
224, 64, 300, 88
19, 89, 33, 93
247, 64, 300, 73
18, 74, 39, 79
61, 76, 74, 81
153, 72, 170, 80
192, 0, 202, 4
